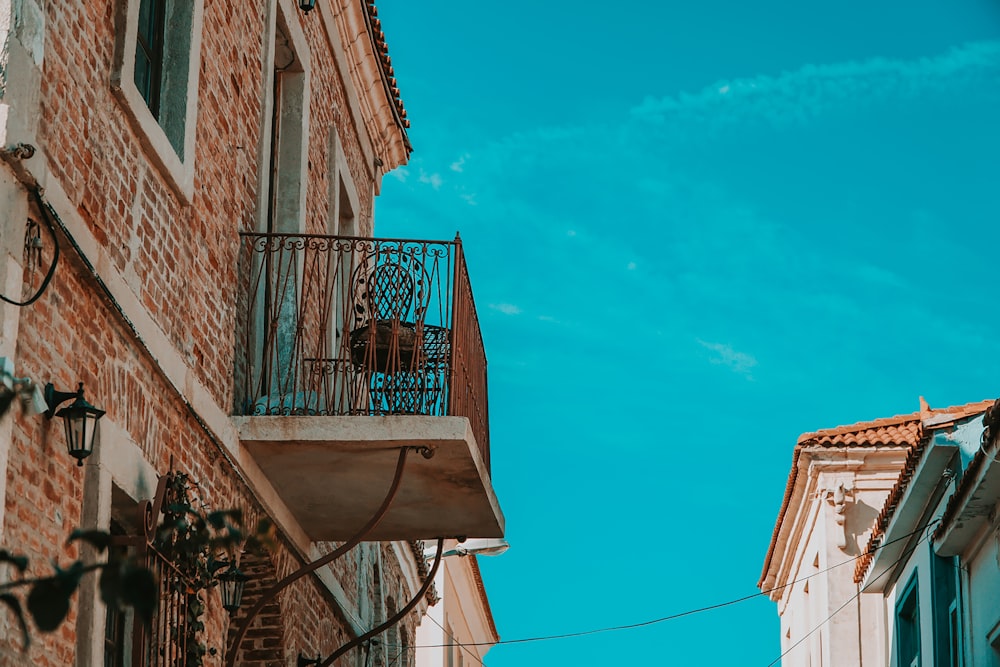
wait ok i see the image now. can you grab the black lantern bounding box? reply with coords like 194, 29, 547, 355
218, 563, 249, 615
44, 382, 105, 466
299, 0, 316, 12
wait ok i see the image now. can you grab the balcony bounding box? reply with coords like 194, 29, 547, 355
233, 233, 503, 542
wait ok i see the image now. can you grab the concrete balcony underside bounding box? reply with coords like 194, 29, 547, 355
234, 415, 504, 542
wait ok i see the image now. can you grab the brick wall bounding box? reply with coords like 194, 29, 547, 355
0, 0, 418, 665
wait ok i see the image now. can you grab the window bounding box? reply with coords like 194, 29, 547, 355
988, 619, 1000, 667
103, 522, 128, 667
446, 624, 455, 667
112, 0, 204, 197
896, 573, 921, 667
133, 0, 165, 117
265, 13, 308, 236
931, 551, 962, 667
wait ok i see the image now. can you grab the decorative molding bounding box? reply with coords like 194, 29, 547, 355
824, 481, 854, 551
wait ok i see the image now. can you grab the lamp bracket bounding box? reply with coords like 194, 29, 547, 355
43, 382, 81, 418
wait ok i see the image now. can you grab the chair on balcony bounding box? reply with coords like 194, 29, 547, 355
348, 247, 450, 415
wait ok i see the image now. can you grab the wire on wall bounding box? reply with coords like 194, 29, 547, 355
0, 190, 60, 306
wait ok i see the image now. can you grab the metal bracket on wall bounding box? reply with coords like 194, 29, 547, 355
319, 535, 444, 666
225, 445, 429, 667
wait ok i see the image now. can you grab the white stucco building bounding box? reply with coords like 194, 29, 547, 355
416, 539, 501, 667
760, 398, 998, 666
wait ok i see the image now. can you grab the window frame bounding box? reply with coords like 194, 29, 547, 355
895, 571, 921, 667
111, 0, 205, 201
931, 548, 962, 667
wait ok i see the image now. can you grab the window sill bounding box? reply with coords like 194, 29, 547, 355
110, 75, 194, 204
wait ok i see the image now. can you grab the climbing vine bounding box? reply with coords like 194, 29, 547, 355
0, 472, 273, 664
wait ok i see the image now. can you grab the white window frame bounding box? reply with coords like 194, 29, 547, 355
111, 0, 205, 201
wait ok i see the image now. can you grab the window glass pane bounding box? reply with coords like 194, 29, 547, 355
137, 0, 153, 41
896, 575, 920, 667
134, 46, 151, 101
132, 0, 164, 117
932, 550, 961, 667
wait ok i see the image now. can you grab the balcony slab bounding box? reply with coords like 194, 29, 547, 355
233, 415, 504, 542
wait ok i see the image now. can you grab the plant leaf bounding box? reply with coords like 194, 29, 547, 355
55, 561, 86, 590
98, 562, 122, 607
121, 565, 158, 626
0, 593, 30, 649
0, 549, 29, 572
0, 389, 16, 418
66, 529, 112, 552
26, 578, 73, 632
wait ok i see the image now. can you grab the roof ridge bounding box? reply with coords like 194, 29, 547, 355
796, 398, 995, 445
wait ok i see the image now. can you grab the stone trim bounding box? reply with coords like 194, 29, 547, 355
110, 0, 206, 202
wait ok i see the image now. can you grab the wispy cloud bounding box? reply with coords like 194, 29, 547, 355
379, 41, 1000, 395
450, 153, 470, 172
631, 41, 1000, 127
698, 340, 758, 378
418, 169, 443, 189
490, 303, 522, 315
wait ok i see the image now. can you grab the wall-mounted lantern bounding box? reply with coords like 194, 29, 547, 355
218, 562, 250, 616
299, 0, 316, 12
44, 382, 105, 466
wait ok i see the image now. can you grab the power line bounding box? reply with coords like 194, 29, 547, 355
384, 612, 487, 667
764, 518, 937, 666
399, 521, 935, 651
425, 610, 487, 667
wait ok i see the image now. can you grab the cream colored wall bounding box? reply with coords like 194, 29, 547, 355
962, 512, 1000, 666
416, 542, 497, 667
770, 448, 904, 666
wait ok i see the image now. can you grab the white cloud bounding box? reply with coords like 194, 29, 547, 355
418, 169, 443, 189
459, 193, 478, 206
391, 167, 410, 182
631, 41, 1000, 127
450, 153, 470, 172
627, 262, 637, 271
697, 339, 758, 378
489, 303, 522, 315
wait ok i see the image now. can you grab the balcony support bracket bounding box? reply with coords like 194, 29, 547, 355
225, 445, 427, 667
320, 536, 445, 666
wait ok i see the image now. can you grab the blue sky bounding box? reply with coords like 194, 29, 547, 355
373, 1, 1000, 664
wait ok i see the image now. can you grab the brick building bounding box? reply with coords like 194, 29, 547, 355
0, 0, 503, 666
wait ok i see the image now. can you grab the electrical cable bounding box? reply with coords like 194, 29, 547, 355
764, 518, 938, 666
0, 190, 60, 306
424, 610, 486, 667
391, 520, 937, 652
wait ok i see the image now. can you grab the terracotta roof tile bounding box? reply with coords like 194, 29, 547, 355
761, 398, 994, 590
469, 556, 500, 643
797, 416, 922, 448
847, 398, 994, 583
365, 3, 412, 150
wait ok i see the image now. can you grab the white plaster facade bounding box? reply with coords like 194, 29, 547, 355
763, 400, 1000, 667
761, 443, 907, 666
416, 540, 500, 667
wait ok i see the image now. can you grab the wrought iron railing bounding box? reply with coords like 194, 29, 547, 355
110, 476, 195, 667
235, 233, 490, 471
